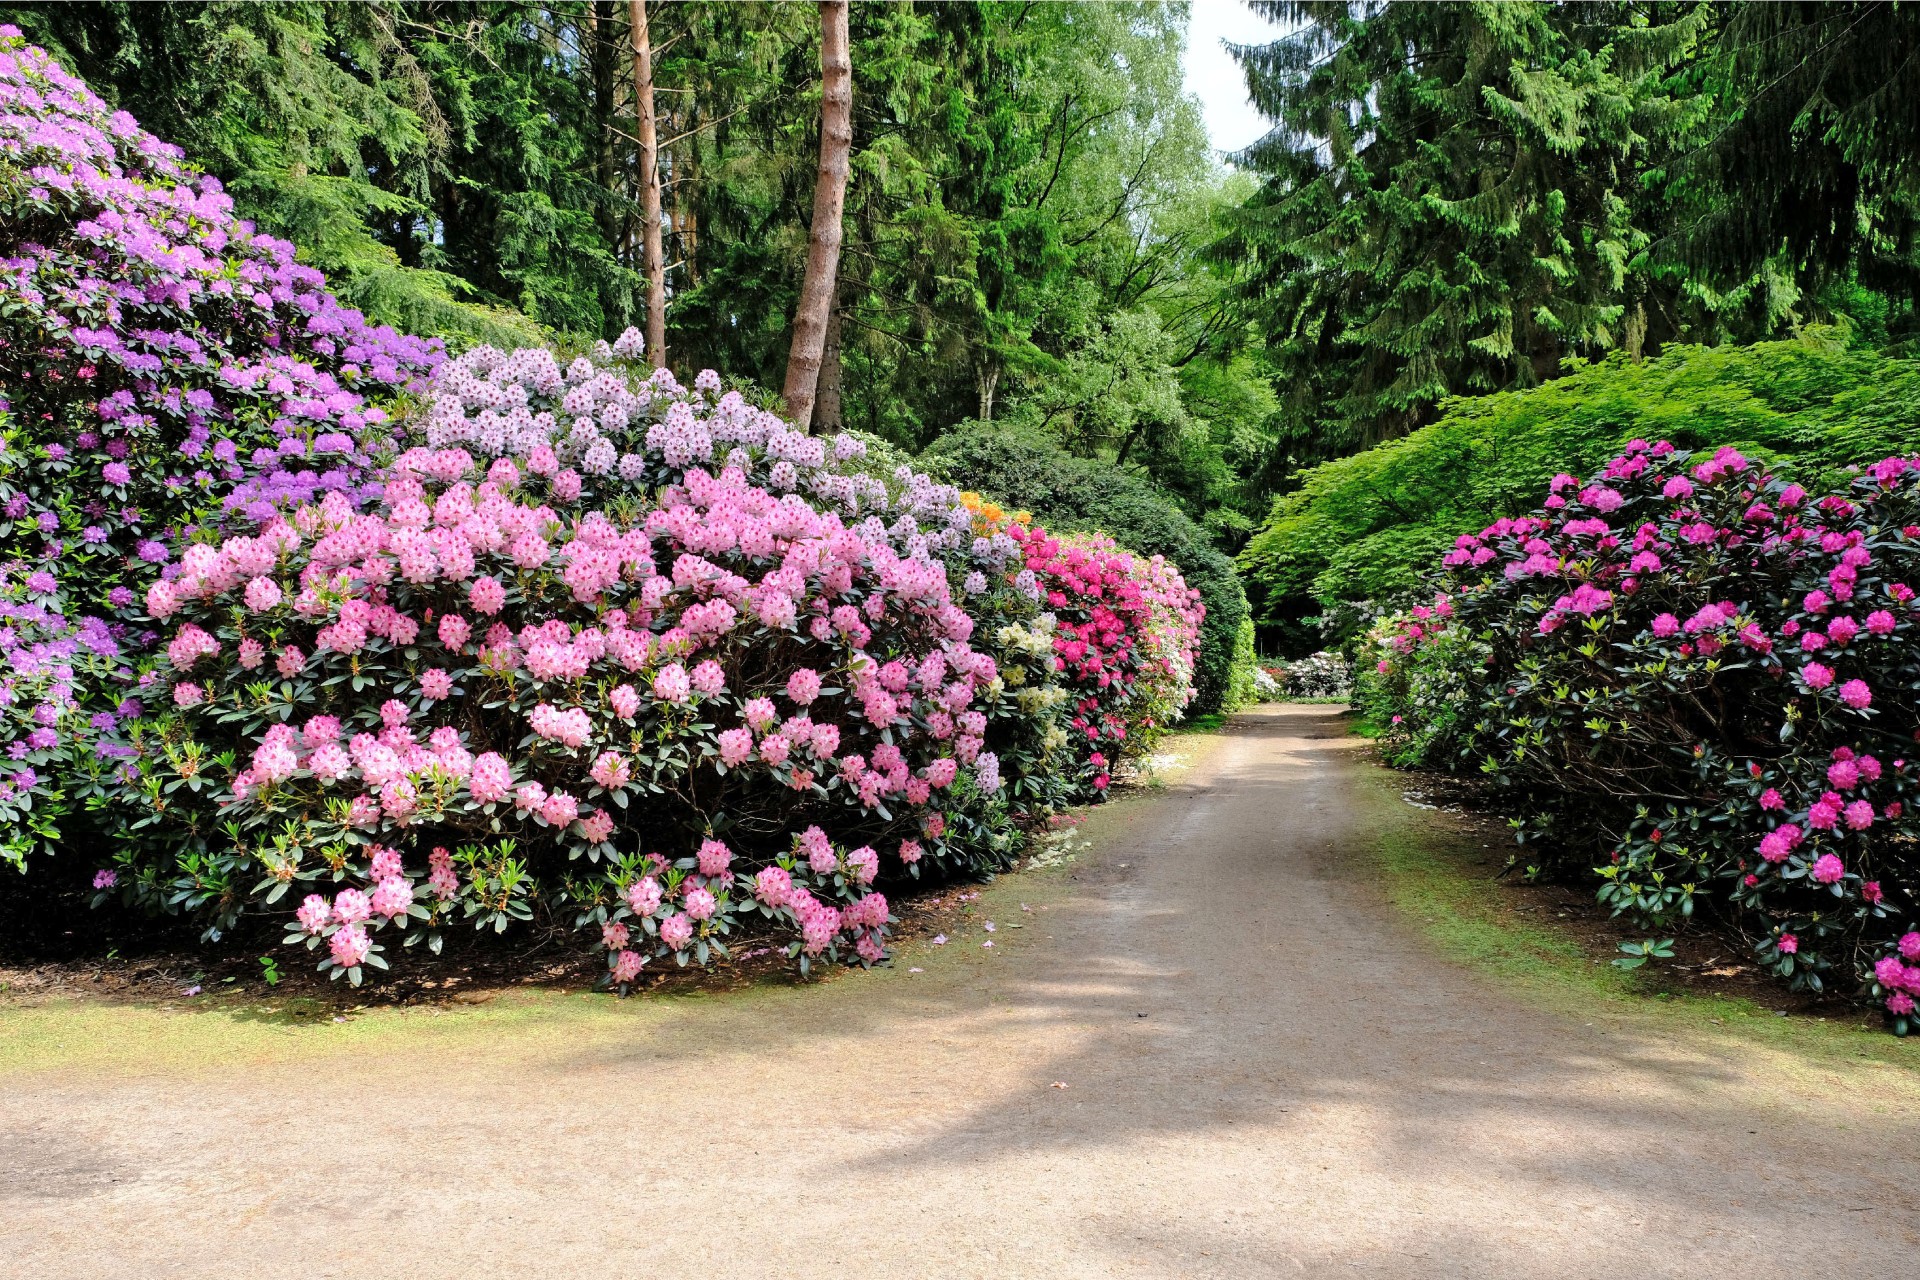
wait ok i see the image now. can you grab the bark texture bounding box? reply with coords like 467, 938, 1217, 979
782, 0, 852, 432
629, 0, 667, 369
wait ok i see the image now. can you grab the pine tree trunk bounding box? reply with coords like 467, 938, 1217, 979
590, 1, 619, 248
629, 0, 667, 369
782, 0, 852, 433
815, 292, 844, 433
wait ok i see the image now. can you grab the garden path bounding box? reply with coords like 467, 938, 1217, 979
6, 704, 1920, 1277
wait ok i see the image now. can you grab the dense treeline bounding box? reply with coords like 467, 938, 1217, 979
11, 1, 1920, 652
1223, 0, 1920, 644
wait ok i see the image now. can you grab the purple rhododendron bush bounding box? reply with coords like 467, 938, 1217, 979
0, 31, 1203, 983
1363, 440, 1920, 1030
0, 29, 438, 864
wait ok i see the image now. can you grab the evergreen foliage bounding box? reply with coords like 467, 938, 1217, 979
1218, 1, 1717, 463
1677, 2, 1920, 307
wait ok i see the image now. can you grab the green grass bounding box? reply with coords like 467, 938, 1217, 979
1356, 762, 1920, 1083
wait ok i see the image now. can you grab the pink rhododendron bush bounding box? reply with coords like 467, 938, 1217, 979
0, 29, 1204, 986
105, 345, 1202, 984
1362, 441, 1920, 1030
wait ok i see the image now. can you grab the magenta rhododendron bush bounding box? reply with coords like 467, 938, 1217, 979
1012, 527, 1203, 792
0, 28, 1203, 984
1365, 441, 1920, 1029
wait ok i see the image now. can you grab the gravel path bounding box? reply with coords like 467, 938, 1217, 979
6, 704, 1920, 1277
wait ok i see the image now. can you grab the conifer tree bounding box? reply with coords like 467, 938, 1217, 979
1219, 1, 1710, 456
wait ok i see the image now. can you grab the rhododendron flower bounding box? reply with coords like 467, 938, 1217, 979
626, 876, 663, 916
602, 921, 631, 950
243, 576, 282, 612
786, 668, 822, 704
296, 894, 332, 933
659, 912, 694, 951
1801, 662, 1835, 690
799, 825, 837, 874
541, 791, 578, 826
1778, 933, 1799, 955
744, 697, 777, 732
690, 660, 727, 695
469, 752, 512, 803
847, 845, 879, 884
1846, 800, 1876, 830
1758, 788, 1784, 811
420, 669, 454, 700
610, 949, 645, 984
333, 888, 372, 925
697, 839, 732, 877
754, 866, 794, 907
370, 876, 414, 920
652, 663, 690, 703
169, 681, 203, 708
330, 924, 371, 969
1839, 679, 1873, 710
684, 887, 717, 921
610, 684, 640, 719
590, 751, 631, 789
1650, 613, 1680, 638
469, 575, 506, 614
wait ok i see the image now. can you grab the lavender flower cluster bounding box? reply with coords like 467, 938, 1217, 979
0, 24, 440, 624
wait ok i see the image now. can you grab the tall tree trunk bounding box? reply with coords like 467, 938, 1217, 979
590, 1, 619, 249
782, 0, 852, 433
629, 0, 667, 369
815, 290, 844, 433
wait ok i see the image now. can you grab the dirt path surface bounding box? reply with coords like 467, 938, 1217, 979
7, 705, 1920, 1278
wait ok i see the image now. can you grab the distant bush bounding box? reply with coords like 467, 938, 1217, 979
1268, 651, 1352, 699
1365, 440, 1920, 1030
1241, 334, 1920, 651
923, 422, 1251, 714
